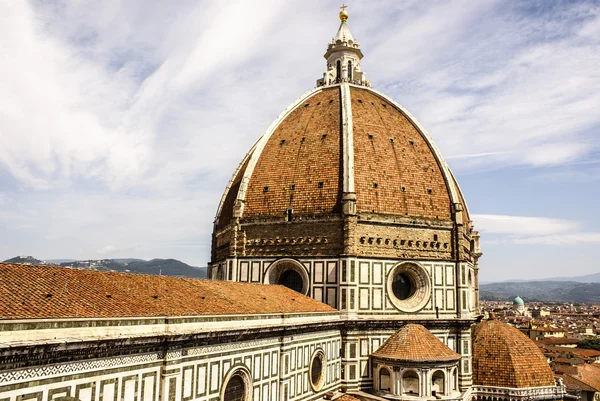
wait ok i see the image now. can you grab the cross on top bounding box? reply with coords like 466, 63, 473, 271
340, 4, 347, 12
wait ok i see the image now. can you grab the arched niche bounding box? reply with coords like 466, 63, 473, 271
432, 370, 445, 396
402, 370, 420, 396
379, 367, 391, 392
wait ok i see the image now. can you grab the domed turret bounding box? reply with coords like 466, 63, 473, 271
372, 324, 461, 399
472, 319, 556, 388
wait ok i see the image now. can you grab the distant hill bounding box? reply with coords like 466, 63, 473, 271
46, 259, 77, 264
480, 281, 600, 303
481, 271, 600, 285
2, 256, 207, 279
3, 256, 44, 265
541, 272, 600, 283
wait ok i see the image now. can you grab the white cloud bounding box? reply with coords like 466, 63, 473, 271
473, 214, 600, 245
473, 214, 578, 236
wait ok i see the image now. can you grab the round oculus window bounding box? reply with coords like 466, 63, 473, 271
264, 259, 309, 295
387, 262, 431, 312
309, 350, 326, 392
392, 272, 415, 300
279, 269, 303, 293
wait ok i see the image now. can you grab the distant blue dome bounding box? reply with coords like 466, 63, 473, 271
513, 296, 524, 306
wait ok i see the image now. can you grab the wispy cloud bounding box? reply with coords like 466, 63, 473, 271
473, 214, 600, 245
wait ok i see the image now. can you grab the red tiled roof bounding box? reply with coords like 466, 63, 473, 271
473, 319, 555, 388
564, 364, 600, 392
371, 324, 460, 362
560, 374, 597, 393
537, 338, 579, 346
0, 263, 336, 320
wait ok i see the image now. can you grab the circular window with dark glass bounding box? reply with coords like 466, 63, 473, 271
392, 272, 415, 300
279, 269, 303, 293
386, 262, 431, 313
265, 259, 309, 295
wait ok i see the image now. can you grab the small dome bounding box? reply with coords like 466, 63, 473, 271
472, 319, 555, 388
372, 324, 461, 362
513, 296, 524, 306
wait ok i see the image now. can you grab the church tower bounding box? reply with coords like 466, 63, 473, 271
210, 6, 482, 394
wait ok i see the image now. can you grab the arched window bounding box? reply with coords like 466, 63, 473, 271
379, 367, 391, 392
402, 370, 419, 396
432, 370, 445, 396
222, 369, 251, 401
348, 61, 353, 81
336, 60, 341, 82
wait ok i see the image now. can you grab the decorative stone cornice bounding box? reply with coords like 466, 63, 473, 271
472, 384, 567, 401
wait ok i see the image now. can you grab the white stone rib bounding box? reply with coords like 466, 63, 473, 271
340, 83, 355, 193
233, 86, 329, 216
353, 84, 465, 213
214, 142, 257, 225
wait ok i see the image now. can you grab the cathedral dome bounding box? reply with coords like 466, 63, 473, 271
215, 84, 469, 230
211, 7, 479, 269
472, 319, 556, 388
513, 296, 524, 306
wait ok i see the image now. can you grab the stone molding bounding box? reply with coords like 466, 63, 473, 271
472, 384, 567, 401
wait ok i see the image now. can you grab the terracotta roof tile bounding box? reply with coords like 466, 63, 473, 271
244, 87, 343, 217
371, 324, 460, 362
351, 88, 452, 219
0, 263, 336, 320
564, 364, 600, 392
472, 319, 555, 388
561, 370, 599, 392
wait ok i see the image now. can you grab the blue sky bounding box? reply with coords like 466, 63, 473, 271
1, 0, 599, 282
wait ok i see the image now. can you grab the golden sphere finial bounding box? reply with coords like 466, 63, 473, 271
339, 4, 349, 21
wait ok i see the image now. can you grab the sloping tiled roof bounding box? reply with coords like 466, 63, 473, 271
0, 263, 336, 320
560, 373, 597, 392
371, 324, 461, 362
472, 319, 556, 388
564, 364, 600, 392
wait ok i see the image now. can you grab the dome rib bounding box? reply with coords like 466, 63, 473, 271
213, 86, 326, 228
372, 324, 461, 363
350, 84, 464, 216
235, 86, 330, 217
